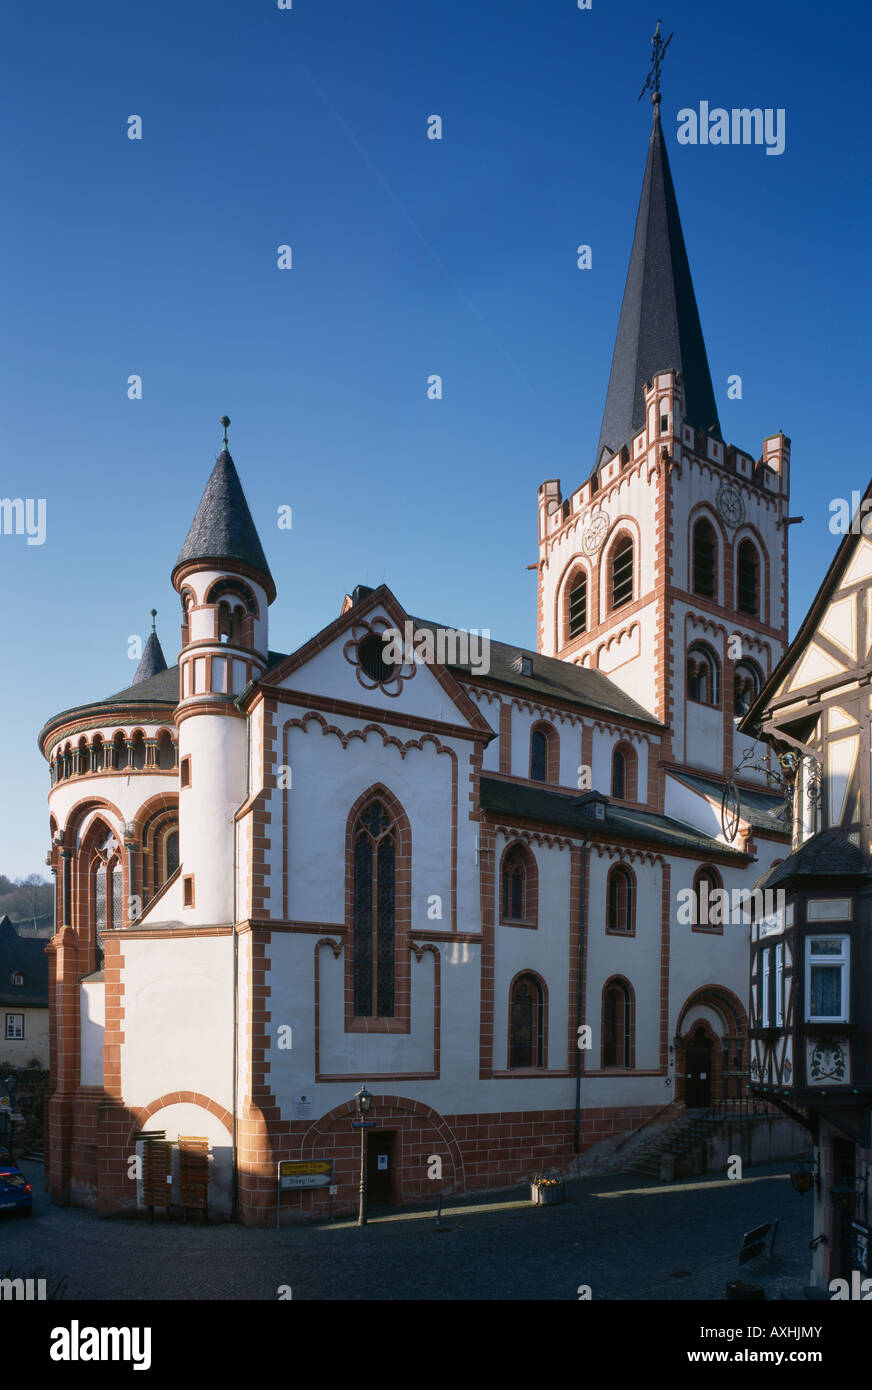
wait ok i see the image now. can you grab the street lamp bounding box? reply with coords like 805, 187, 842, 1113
354, 1083, 373, 1227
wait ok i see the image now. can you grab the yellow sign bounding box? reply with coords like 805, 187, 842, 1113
279, 1161, 331, 1178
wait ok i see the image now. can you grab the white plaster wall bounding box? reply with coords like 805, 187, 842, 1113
178, 714, 247, 924
121, 936, 233, 1112
277, 603, 477, 726
48, 765, 175, 834
279, 716, 469, 932
493, 837, 571, 1070
509, 704, 583, 789
80, 981, 105, 1084
182, 567, 270, 661
584, 856, 663, 1070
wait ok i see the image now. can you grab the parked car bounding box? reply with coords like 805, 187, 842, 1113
0, 1166, 32, 1216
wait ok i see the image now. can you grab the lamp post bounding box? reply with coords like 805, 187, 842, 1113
2, 1075, 16, 1159
355, 1083, 373, 1227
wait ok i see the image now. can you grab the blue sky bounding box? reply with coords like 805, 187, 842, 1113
1, 0, 869, 873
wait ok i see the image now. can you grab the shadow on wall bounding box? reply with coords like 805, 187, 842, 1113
136, 1103, 233, 1220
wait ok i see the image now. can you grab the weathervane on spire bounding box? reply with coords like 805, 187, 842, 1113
220, 415, 231, 449
639, 19, 673, 104
150, 608, 157, 633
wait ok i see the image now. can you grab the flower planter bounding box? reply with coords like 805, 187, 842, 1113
530, 1171, 565, 1205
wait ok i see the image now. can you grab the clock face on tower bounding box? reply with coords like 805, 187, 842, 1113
716, 483, 744, 529
581, 509, 609, 555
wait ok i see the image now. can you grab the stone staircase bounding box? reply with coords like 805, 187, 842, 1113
623, 1107, 726, 1181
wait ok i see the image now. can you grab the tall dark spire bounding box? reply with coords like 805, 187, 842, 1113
593, 92, 721, 470
173, 421, 276, 602
132, 615, 168, 685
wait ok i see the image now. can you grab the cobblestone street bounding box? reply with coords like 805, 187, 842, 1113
4, 1159, 814, 1301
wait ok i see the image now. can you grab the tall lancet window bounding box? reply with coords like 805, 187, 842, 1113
353, 800, 396, 1017
92, 832, 122, 971
692, 519, 717, 599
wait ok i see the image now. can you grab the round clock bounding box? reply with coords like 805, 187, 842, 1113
716, 483, 744, 529
581, 509, 609, 555
721, 779, 741, 843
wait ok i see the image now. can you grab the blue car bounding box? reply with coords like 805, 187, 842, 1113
0, 1166, 32, 1216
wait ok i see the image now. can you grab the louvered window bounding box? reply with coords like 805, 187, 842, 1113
568, 574, 587, 638
737, 541, 759, 616
611, 538, 634, 610
692, 519, 717, 598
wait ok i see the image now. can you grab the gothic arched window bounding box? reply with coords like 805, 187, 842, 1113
603, 978, 633, 1067
737, 540, 760, 617
502, 846, 526, 920
567, 573, 588, 640
692, 518, 717, 599
610, 536, 634, 611
607, 864, 635, 934
509, 973, 545, 1068
687, 643, 720, 706
353, 800, 397, 1017
733, 660, 762, 716
692, 866, 723, 932
93, 837, 122, 971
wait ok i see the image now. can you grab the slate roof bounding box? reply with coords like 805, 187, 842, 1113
38, 654, 289, 751
408, 618, 662, 727
131, 631, 168, 685
173, 449, 275, 599
0, 916, 49, 1008
479, 777, 748, 859
669, 769, 789, 837
593, 104, 721, 471
755, 830, 872, 890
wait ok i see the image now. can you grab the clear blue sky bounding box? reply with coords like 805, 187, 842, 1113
1, 0, 869, 874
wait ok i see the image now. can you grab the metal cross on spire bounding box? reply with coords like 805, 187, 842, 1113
639, 19, 673, 104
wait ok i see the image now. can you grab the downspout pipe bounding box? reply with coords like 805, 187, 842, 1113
231, 681, 255, 1222
573, 836, 590, 1156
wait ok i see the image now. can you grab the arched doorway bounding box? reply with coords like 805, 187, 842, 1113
685, 1025, 712, 1107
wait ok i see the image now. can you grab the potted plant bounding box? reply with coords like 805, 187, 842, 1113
530, 1170, 565, 1205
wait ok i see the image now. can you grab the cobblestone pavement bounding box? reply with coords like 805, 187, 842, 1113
3, 1159, 815, 1301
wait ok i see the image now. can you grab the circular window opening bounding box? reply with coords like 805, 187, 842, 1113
358, 632, 396, 684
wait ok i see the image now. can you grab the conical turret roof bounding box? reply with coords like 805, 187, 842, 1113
174, 448, 275, 600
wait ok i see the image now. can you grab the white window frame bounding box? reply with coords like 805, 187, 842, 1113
775, 943, 784, 1027
761, 948, 771, 1027
5, 1013, 24, 1040
805, 935, 850, 1023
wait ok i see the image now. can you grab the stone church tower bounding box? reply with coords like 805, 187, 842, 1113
537, 93, 791, 790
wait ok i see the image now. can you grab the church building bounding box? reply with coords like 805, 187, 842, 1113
39, 84, 795, 1224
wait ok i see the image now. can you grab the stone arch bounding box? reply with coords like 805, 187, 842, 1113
301, 1093, 466, 1194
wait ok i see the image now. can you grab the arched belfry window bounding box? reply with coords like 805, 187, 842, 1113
737, 540, 760, 617
733, 660, 762, 716
509, 973, 545, 1069
692, 518, 717, 599
686, 643, 720, 706
567, 572, 588, 640
610, 536, 634, 611
353, 800, 397, 1017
